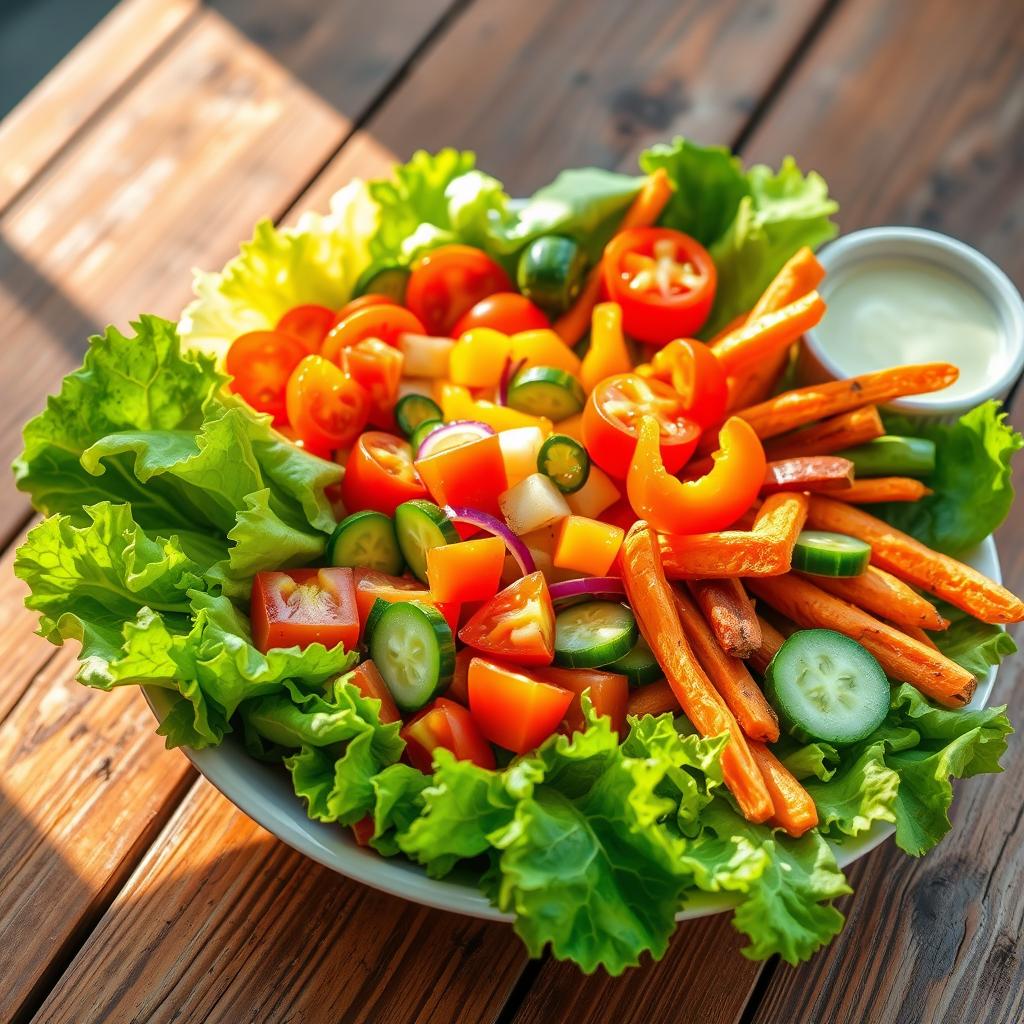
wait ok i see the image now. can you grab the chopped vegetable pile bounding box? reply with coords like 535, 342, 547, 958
14, 139, 1022, 975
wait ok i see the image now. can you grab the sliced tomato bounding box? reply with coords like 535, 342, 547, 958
285, 355, 370, 453
642, 339, 728, 430
322, 305, 426, 363
401, 697, 496, 771
534, 666, 629, 736
453, 292, 549, 336
351, 568, 459, 638
406, 245, 512, 336
467, 657, 572, 753
336, 293, 398, 322
603, 227, 717, 345
275, 305, 339, 353
459, 571, 555, 667
341, 431, 427, 516
582, 372, 700, 478
341, 338, 403, 429
251, 567, 359, 653
226, 330, 307, 425
349, 660, 401, 724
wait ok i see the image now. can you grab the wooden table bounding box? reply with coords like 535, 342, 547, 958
0, 1, 1021, 1021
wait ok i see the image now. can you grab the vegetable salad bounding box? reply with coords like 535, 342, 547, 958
14, 139, 1021, 974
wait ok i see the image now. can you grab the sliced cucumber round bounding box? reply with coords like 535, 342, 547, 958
507, 366, 585, 420
554, 600, 637, 668
792, 530, 871, 577
516, 235, 587, 315
765, 628, 890, 745
537, 433, 591, 494
368, 601, 454, 711
605, 635, 661, 686
395, 393, 443, 438
410, 418, 444, 453
353, 262, 411, 303
327, 510, 404, 575
363, 596, 391, 644
837, 436, 936, 478
393, 499, 460, 583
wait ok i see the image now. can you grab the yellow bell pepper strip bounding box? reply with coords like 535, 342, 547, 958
627, 415, 766, 534
510, 329, 582, 375
553, 515, 625, 577
440, 383, 553, 434
449, 328, 512, 388
580, 302, 633, 393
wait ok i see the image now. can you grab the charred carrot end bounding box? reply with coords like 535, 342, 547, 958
762, 455, 855, 495
748, 741, 819, 838
837, 477, 933, 503
688, 578, 762, 659
763, 406, 885, 461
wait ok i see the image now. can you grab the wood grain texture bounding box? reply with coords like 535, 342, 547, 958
0, 649, 194, 1024
33, 777, 527, 1024
0, 0, 199, 211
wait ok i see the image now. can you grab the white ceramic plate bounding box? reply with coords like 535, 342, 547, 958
145, 538, 1001, 922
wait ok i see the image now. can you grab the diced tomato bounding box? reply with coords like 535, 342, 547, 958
341, 338, 403, 429
352, 569, 459, 638
226, 330, 307, 425
348, 660, 401, 724
341, 432, 427, 516
534, 666, 629, 736
276, 305, 339, 353
251, 568, 359, 653
459, 571, 555, 667
351, 816, 376, 846
322, 305, 426, 363
453, 292, 549, 336
448, 646, 474, 704
285, 355, 370, 453
401, 697, 496, 771
467, 657, 572, 753
414, 433, 508, 521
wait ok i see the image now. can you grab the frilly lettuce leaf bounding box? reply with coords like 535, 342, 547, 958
804, 739, 899, 839
367, 763, 433, 857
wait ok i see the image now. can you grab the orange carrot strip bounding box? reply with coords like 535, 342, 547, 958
622, 523, 773, 821
806, 495, 1024, 624
687, 578, 762, 659
809, 565, 949, 632
748, 741, 819, 837
672, 586, 780, 742
747, 574, 977, 707
748, 615, 789, 675
893, 622, 940, 650
553, 168, 673, 344
763, 406, 885, 461
626, 678, 676, 718
837, 477, 933, 503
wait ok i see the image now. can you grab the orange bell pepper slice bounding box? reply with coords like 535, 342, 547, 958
426, 536, 506, 603
627, 415, 766, 534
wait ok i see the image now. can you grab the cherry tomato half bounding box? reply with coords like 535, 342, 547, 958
401, 697, 496, 772
458, 571, 555, 667
321, 305, 426, 363
335, 293, 398, 322
603, 227, 717, 345
226, 330, 307, 424
285, 355, 370, 453
275, 305, 339, 353
405, 245, 512, 336
341, 431, 427, 516
341, 338, 403, 429
582, 372, 700, 478
640, 338, 728, 430
453, 292, 549, 336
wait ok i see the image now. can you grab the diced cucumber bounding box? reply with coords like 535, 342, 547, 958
507, 366, 585, 420
792, 531, 871, 577
327, 510, 404, 575
394, 499, 460, 583
554, 600, 637, 668
605, 635, 661, 686
410, 418, 444, 453
368, 601, 454, 711
353, 262, 411, 303
516, 235, 588, 315
837, 436, 936, 478
765, 628, 890, 744
537, 433, 591, 494
395, 393, 443, 437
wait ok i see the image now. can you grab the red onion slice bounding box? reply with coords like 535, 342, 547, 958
497, 356, 528, 406
548, 577, 626, 603
416, 420, 495, 459
443, 505, 536, 577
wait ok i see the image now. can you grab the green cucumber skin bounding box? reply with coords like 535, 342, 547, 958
368, 601, 454, 712
395, 394, 443, 437
792, 531, 871, 577
836, 436, 936, 478
606, 636, 661, 686
353, 264, 411, 302
517, 235, 587, 315
328, 511, 404, 575
554, 601, 638, 669
393, 500, 459, 583
507, 367, 585, 420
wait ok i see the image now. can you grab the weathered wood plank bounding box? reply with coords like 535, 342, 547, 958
31, 778, 527, 1024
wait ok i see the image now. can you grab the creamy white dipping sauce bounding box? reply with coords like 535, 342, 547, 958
816, 257, 1005, 402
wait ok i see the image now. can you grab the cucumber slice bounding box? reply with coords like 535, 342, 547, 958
363, 596, 391, 643
353, 262, 411, 303
393, 499, 459, 583
605, 635, 661, 686
368, 601, 454, 711
507, 366, 585, 420
327, 510, 404, 575
836, 436, 936, 478
516, 235, 587, 315
765, 628, 889, 744
410, 418, 444, 453
537, 433, 591, 494
554, 600, 637, 668
395, 393, 443, 437
792, 531, 871, 577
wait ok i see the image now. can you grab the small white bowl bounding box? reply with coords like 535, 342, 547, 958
802, 227, 1024, 422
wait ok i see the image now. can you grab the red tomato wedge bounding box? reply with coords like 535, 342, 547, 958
401, 697, 496, 772
467, 657, 572, 753
458, 571, 555, 667
453, 292, 549, 336
226, 330, 307, 425
251, 568, 359, 653
352, 568, 460, 637
275, 305, 339, 353
341, 431, 427, 516
285, 355, 370, 453
322, 305, 425, 363
348, 660, 401, 724
406, 245, 512, 336
534, 666, 629, 736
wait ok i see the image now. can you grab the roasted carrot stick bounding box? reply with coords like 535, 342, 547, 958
553, 168, 673, 344
673, 586, 780, 742
748, 615, 790, 675
747, 574, 977, 707
763, 406, 885, 461
761, 455, 854, 494
734, 363, 959, 441
837, 477, 933, 503
622, 522, 773, 821
806, 496, 1024, 624
893, 622, 940, 650
687, 578, 762, 658
748, 741, 819, 837
711, 291, 826, 375
626, 678, 676, 718
808, 565, 949, 632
